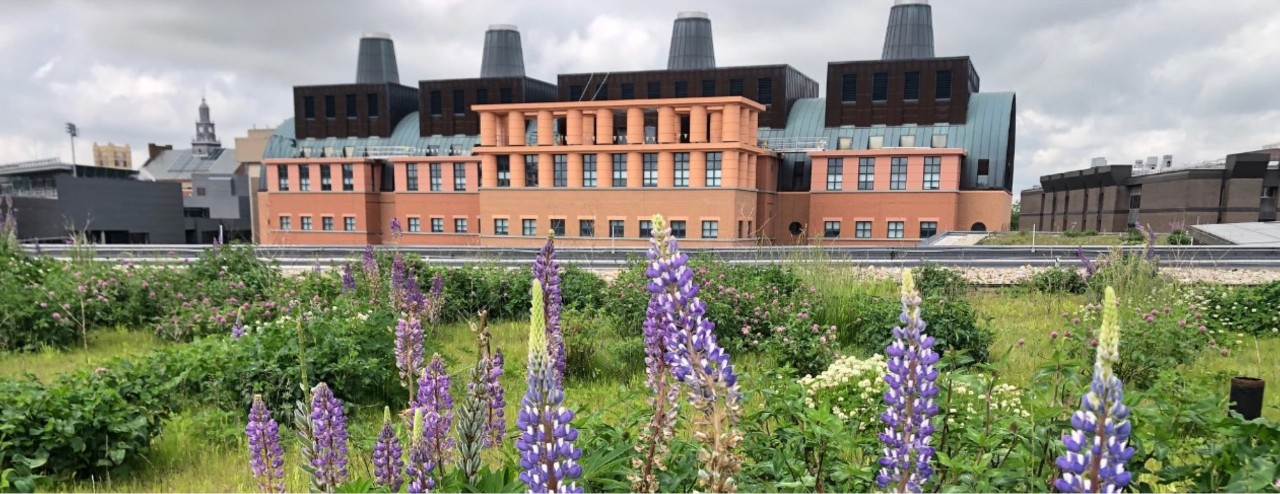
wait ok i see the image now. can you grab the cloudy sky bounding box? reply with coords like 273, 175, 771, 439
2, 0, 1278, 193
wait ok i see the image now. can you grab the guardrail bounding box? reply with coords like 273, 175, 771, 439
21, 244, 1280, 269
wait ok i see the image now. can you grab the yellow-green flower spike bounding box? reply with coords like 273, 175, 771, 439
901, 269, 917, 299
529, 279, 547, 357
651, 214, 666, 234
1097, 286, 1121, 373
411, 407, 424, 447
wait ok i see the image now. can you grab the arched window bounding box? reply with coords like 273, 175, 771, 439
970, 222, 987, 232
788, 222, 803, 236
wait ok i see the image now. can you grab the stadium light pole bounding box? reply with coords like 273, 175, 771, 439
65, 122, 79, 170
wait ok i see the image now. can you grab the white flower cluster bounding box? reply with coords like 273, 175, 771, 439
798, 354, 887, 424
941, 380, 1030, 429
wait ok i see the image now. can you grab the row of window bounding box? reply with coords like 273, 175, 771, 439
278, 215, 358, 232
839, 70, 953, 103
821, 220, 938, 239
276, 164, 355, 192
491, 218, 721, 239
825, 157, 942, 191
496, 152, 723, 188
303, 94, 380, 120
428, 87, 516, 116
405, 163, 468, 191
568, 78, 773, 105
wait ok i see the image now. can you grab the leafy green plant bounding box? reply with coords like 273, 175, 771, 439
843, 294, 992, 365
912, 263, 969, 300
1167, 229, 1192, 246
1029, 267, 1086, 294
561, 308, 645, 382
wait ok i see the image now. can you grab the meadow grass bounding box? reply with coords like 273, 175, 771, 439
0, 329, 166, 382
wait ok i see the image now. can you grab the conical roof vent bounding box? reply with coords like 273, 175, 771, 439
881, 0, 935, 60
356, 32, 401, 84
480, 24, 526, 78
667, 12, 715, 70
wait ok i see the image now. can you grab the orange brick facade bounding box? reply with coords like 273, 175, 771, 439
257, 96, 1009, 247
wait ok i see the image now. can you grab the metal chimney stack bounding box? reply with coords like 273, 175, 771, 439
667, 12, 715, 70
356, 32, 400, 84
481, 24, 526, 78
881, 0, 935, 60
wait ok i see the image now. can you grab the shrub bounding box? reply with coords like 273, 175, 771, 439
911, 263, 969, 299
562, 307, 645, 382
1085, 248, 1167, 302
1122, 228, 1146, 245
1029, 267, 1086, 294
762, 314, 838, 377
560, 264, 607, 310
1059, 298, 1213, 388
1167, 230, 1192, 246
1202, 280, 1280, 336
842, 294, 992, 364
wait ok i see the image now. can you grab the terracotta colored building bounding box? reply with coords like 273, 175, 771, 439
258, 2, 1015, 247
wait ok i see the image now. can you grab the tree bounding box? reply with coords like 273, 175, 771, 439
1010, 201, 1021, 231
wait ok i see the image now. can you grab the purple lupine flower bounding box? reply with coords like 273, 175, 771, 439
363, 244, 378, 276
373, 407, 404, 492
631, 295, 680, 492
1056, 287, 1135, 493
341, 262, 356, 293
425, 273, 445, 325
484, 348, 507, 447
310, 382, 350, 490
390, 217, 403, 239
532, 234, 566, 383
396, 318, 426, 401
515, 281, 583, 493
231, 312, 246, 339
405, 409, 438, 493
246, 394, 286, 493
404, 273, 425, 315
391, 251, 407, 309
876, 270, 941, 493
411, 353, 455, 470
1076, 247, 1097, 281
645, 214, 742, 493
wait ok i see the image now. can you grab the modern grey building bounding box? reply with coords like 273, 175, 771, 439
139, 99, 253, 243
0, 158, 185, 243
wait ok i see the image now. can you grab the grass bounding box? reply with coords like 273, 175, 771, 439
980, 230, 1183, 246
0, 329, 166, 382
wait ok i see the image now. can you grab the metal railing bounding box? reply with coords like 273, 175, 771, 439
365, 146, 419, 157
762, 137, 828, 153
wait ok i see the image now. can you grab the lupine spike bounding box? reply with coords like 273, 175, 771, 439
391, 251, 407, 309
1055, 287, 1135, 493
373, 407, 404, 492
405, 408, 437, 493
630, 295, 680, 492
533, 232, 566, 383
309, 382, 350, 491
485, 347, 507, 447
246, 394, 286, 493
515, 280, 583, 493
456, 358, 491, 483
341, 262, 356, 292
876, 269, 940, 493
395, 318, 426, 401
412, 353, 456, 471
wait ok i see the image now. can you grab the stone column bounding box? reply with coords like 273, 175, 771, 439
595, 109, 613, 144
507, 111, 525, 146
538, 152, 553, 187
536, 110, 553, 146
568, 153, 584, 187
722, 151, 740, 188
690, 105, 708, 143
626, 151, 642, 188
626, 107, 644, 145
479, 112, 496, 146
657, 106, 676, 144
511, 154, 526, 188
566, 109, 583, 145
691, 151, 707, 187
658, 152, 674, 187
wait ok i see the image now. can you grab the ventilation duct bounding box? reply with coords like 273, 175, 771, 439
881, 0, 935, 60
481, 24, 526, 78
667, 12, 715, 70
356, 32, 401, 84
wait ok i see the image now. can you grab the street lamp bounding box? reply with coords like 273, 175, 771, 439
65, 122, 79, 166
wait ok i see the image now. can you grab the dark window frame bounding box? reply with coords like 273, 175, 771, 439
890, 157, 908, 190
826, 158, 844, 191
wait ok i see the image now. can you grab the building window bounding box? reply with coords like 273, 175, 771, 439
499, 87, 513, 103
977, 159, 991, 187
579, 219, 595, 237
923, 157, 941, 190
900, 135, 915, 147
553, 155, 567, 187
429, 164, 442, 191
476, 88, 489, 104
430, 91, 442, 116
674, 153, 690, 187
452, 89, 465, 115
611, 154, 627, 187
431, 218, 444, 233
841, 74, 857, 102
276, 165, 289, 191
890, 157, 907, 190
702, 220, 719, 239
904, 71, 920, 100
453, 163, 467, 191
322, 217, 334, 231
298, 166, 310, 191
936, 70, 953, 99
729, 78, 744, 96
647, 81, 661, 99
869, 135, 884, 149
522, 219, 536, 236
888, 221, 905, 239
872, 73, 888, 101
639, 220, 653, 238
609, 220, 625, 238
621, 83, 635, 99
494, 218, 509, 235
823, 221, 841, 238
756, 77, 773, 104
855, 221, 872, 238
454, 218, 468, 233
568, 85, 583, 101
367, 94, 379, 117
497, 156, 511, 187
826, 158, 844, 191
344, 217, 356, 231
320, 166, 332, 191
582, 154, 597, 187
701, 79, 716, 96
342, 164, 354, 191
642, 153, 658, 187
304, 96, 315, 119
408, 217, 421, 233
324, 95, 336, 118
406, 164, 419, 191
931, 134, 948, 148
705, 152, 722, 187
920, 221, 938, 239
345, 94, 357, 118
550, 219, 566, 236
524, 155, 539, 187
301, 216, 313, 231
279, 216, 291, 231
858, 158, 875, 190
670, 220, 686, 238
674, 80, 689, 97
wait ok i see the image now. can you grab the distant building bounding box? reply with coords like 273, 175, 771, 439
0, 158, 184, 243
92, 142, 133, 170
139, 99, 253, 243
1019, 147, 1279, 232
235, 127, 275, 243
